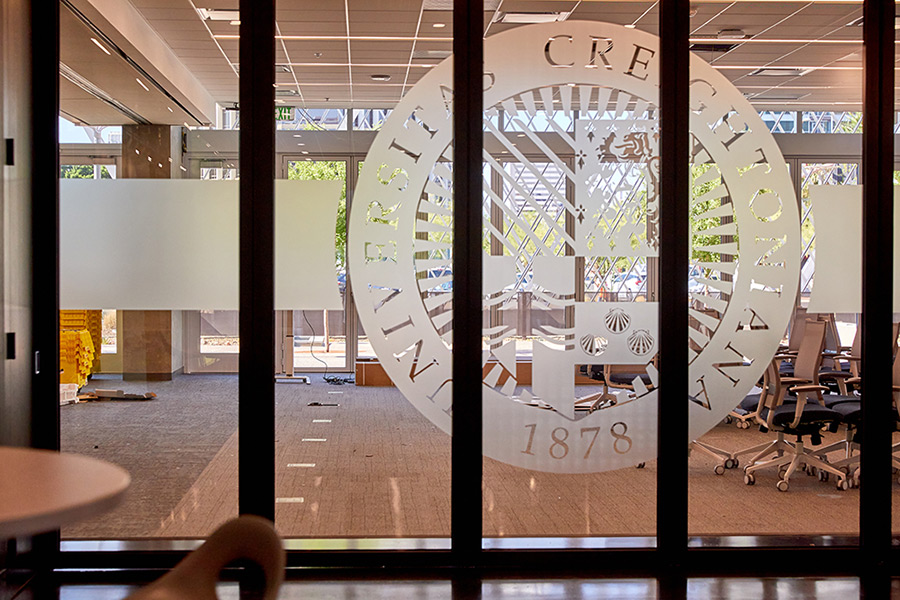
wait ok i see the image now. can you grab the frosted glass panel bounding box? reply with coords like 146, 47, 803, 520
60, 179, 343, 310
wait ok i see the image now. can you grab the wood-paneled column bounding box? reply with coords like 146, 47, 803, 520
120, 124, 183, 381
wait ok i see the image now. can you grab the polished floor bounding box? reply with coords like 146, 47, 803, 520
1, 575, 894, 600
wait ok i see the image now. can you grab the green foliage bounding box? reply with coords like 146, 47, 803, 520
691, 163, 724, 269
60, 165, 111, 179
287, 160, 347, 267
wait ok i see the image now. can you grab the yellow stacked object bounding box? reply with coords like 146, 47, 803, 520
60, 310, 97, 388
86, 310, 102, 371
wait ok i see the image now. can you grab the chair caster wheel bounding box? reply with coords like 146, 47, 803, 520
744, 473, 755, 486
807, 466, 817, 477
723, 458, 736, 469
776, 480, 789, 492
714, 465, 725, 476
818, 470, 829, 482
635, 462, 645, 469
838, 478, 850, 491
724, 416, 733, 425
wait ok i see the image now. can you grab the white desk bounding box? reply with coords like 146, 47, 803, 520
0, 446, 130, 538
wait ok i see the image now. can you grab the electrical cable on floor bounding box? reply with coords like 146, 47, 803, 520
301, 310, 354, 385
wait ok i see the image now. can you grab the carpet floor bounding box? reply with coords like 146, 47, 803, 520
59, 374, 900, 540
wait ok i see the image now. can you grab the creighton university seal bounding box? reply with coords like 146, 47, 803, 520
348, 22, 799, 473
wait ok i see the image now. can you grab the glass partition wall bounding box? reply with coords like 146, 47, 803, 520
42, 0, 900, 583
57, 0, 239, 538
477, 7, 660, 544
686, 1, 863, 541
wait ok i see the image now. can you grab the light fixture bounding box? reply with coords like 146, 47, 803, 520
433, 23, 445, 28
167, 107, 173, 113
90, 38, 111, 55
371, 74, 392, 81
196, 8, 240, 21
495, 12, 569, 24
229, 20, 240, 26
136, 78, 149, 92
292, 134, 302, 137
624, 24, 636, 29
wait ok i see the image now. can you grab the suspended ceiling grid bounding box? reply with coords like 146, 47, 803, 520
60, 0, 876, 126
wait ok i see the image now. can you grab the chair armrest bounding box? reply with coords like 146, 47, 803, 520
789, 384, 830, 394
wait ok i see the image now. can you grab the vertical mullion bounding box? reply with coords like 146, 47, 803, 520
31, 0, 62, 565
238, 0, 275, 520
658, 0, 690, 565
860, 0, 894, 573
451, 0, 483, 564
32, 0, 61, 452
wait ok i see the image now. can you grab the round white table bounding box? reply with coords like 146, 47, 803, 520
0, 446, 130, 538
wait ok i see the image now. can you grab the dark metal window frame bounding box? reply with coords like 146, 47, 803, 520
29, 0, 898, 587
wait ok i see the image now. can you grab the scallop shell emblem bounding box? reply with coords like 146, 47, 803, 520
604, 308, 631, 334
627, 329, 655, 355
580, 334, 608, 356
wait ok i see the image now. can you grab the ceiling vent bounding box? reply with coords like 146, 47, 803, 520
717, 28, 747, 39
494, 12, 570, 24
423, 0, 500, 9
690, 43, 738, 53
746, 92, 810, 102
412, 49, 452, 60
748, 67, 812, 77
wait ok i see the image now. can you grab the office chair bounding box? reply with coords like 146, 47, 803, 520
742, 320, 850, 491
813, 328, 900, 486
126, 516, 285, 600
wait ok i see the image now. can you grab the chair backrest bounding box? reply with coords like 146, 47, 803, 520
794, 319, 827, 383
787, 307, 809, 353
755, 359, 785, 430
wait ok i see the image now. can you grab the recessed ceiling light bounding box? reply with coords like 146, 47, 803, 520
314, 52, 323, 58
516, 134, 525, 137
371, 74, 392, 81
136, 78, 149, 92
293, 134, 302, 137
297, 143, 305, 146
433, 23, 445, 28
167, 107, 173, 113
302, 151, 309, 154
90, 38, 111, 55
229, 20, 240, 26
196, 8, 240, 21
